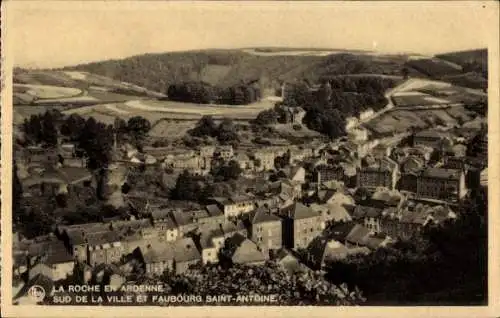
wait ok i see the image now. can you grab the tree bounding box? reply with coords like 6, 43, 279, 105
160, 262, 366, 305
61, 114, 86, 141
254, 109, 278, 126
217, 118, 239, 145
213, 160, 242, 182
78, 118, 113, 169
126, 116, 151, 146
170, 170, 205, 201
41, 111, 59, 147
190, 115, 218, 137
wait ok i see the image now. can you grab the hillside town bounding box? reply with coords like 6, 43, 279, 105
12, 78, 488, 304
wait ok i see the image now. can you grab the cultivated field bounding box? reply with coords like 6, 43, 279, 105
14, 84, 82, 99
14, 70, 166, 98
364, 106, 474, 135
391, 91, 451, 107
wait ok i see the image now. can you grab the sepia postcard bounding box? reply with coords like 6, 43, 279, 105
1, 1, 499, 317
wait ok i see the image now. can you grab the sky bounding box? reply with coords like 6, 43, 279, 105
7, 1, 496, 68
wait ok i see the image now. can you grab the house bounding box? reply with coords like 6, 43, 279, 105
289, 148, 313, 164
280, 166, 306, 184
344, 224, 390, 249
316, 165, 345, 185
195, 204, 225, 232
417, 168, 467, 203
248, 207, 283, 251
86, 231, 125, 266
413, 130, 453, 148
164, 154, 204, 173
398, 170, 420, 195
308, 238, 370, 269
280, 202, 324, 249
399, 156, 425, 173
141, 242, 175, 276
199, 231, 224, 265
141, 237, 201, 275
27, 239, 75, 281
310, 203, 352, 224
234, 152, 254, 171
199, 145, 216, 158
281, 106, 306, 124
254, 150, 276, 171
227, 233, 269, 265
371, 143, 393, 159
173, 237, 202, 274
21, 146, 59, 166
275, 248, 309, 275
211, 194, 255, 218
142, 146, 171, 161
351, 205, 384, 233
22, 166, 93, 197
221, 220, 248, 238
357, 158, 399, 191
442, 155, 466, 170
380, 202, 457, 240
280, 179, 303, 200
150, 209, 179, 241
170, 209, 198, 237
316, 190, 355, 206
217, 145, 234, 160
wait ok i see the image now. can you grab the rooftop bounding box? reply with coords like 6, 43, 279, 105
248, 206, 281, 224
422, 168, 462, 179
282, 202, 321, 220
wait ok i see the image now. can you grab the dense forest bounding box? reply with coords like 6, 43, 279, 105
167, 81, 261, 105
281, 77, 398, 138
61, 50, 413, 93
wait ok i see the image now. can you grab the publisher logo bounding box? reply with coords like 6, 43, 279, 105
28, 285, 46, 302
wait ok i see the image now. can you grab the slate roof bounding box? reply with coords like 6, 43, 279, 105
318, 204, 353, 222
205, 204, 223, 217
151, 208, 171, 221
282, 202, 321, 220
174, 237, 201, 263
421, 168, 462, 180
170, 209, 193, 227
248, 206, 281, 224
86, 231, 121, 246
32, 240, 74, 265
231, 237, 268, 264
221, 220, 247, 234
141, 242, 176, 264
352, 205, 383, 219
345, 224, 371, 245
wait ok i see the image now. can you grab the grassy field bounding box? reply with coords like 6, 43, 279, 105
149, 119, 198, 139
364, 106, 474, 135
14, 69, 166, 98
14, 84, 82, 99
441, 73, 488, 90
405, 58, 464, 78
